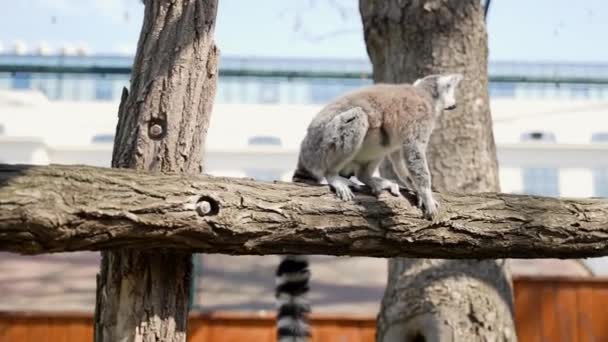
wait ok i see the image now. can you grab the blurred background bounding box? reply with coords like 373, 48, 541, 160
0, 0, 607, 340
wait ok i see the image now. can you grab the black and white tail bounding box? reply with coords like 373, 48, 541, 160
275, 255, 311, 342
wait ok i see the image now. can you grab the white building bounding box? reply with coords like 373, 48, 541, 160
2, 88, 607, 312
1, 89, 607, 197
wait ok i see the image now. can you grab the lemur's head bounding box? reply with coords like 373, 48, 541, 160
413, 73, 463, 112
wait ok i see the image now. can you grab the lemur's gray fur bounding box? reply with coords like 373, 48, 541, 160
277, 74, 462, 341
292, 73, 463, 219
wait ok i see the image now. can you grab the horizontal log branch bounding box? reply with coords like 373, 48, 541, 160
1, 164, 607, 258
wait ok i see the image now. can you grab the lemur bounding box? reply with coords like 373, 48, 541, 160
275, 73, 463, 342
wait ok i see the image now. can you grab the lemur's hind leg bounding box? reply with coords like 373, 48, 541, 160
355, 158, 401, 197
322, 107, 368, 200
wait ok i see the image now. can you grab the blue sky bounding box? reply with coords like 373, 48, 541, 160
1, 0, 607, 62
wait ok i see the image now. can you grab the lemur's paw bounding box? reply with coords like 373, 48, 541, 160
424, 206, 439, 222
370, 179, 401, 197
332, 183, 355, 201
387, 182, 401, 197
420, 195, 440, 221
347, 180, 363, 192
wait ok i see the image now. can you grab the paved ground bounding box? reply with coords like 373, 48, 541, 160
0, 253, 387, 314
0, 252, 591, 314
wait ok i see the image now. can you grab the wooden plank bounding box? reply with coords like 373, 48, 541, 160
0, 315, 7, 342
356, 319, 376, 342
513, 280, 543, 342
592, 285, 608, 341
578, 284, 608, 342
66, 318, 93, 342
0, 318, 27, 342
358, 323, 376, 342
46, 318, 69, 342
205, 319, 274, 342
188, 317, 212, 342
24, 319, 49, 342
311, 321, 368, 342
311, 322, 340, 342
539, 282, 560, 342
577, 286, 597, 342
554, 283, 579, 342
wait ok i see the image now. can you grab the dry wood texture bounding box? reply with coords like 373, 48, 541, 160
1, 164, 607, 258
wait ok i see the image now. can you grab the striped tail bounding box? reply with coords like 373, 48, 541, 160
276, 255, 311, 342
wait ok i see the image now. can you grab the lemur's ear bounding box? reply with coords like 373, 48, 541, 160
437, 73, 463, 89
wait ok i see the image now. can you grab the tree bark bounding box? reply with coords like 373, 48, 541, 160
360, 1, 517, 341
2, 164, 608, 259
93, 0, 218, 341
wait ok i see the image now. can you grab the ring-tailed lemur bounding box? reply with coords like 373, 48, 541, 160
275, 73, 463, 341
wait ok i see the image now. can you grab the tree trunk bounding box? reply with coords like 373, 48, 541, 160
360, 1, 517, 341
94, 0, 218, 341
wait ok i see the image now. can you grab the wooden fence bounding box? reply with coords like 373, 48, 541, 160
1, 276, 607, 342
514, 276, 608, 342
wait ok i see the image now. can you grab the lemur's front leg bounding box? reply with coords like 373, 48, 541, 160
403, 143, 439, 220
388, 149, 416, 192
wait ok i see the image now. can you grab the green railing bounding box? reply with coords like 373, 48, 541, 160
2, 64, 608, 84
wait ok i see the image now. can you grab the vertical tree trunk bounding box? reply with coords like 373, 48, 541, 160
360, 1, 516, 341
94, 1, 218, 341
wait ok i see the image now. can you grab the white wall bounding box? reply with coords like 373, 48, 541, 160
0, 137, 48, 164
2, 139, 606, 198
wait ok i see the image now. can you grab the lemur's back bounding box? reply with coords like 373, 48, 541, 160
309, 83, 432, 133
294, 83, 433, 183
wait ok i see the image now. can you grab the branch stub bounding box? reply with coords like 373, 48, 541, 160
195, 196, 220, 216
148, 119, 166, 140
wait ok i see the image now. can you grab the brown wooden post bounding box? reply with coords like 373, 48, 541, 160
93, 0, 219, 341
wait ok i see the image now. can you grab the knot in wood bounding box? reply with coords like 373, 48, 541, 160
149, 124, 164, 139
195, 201, 212, 216
195, 196, 220, 216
